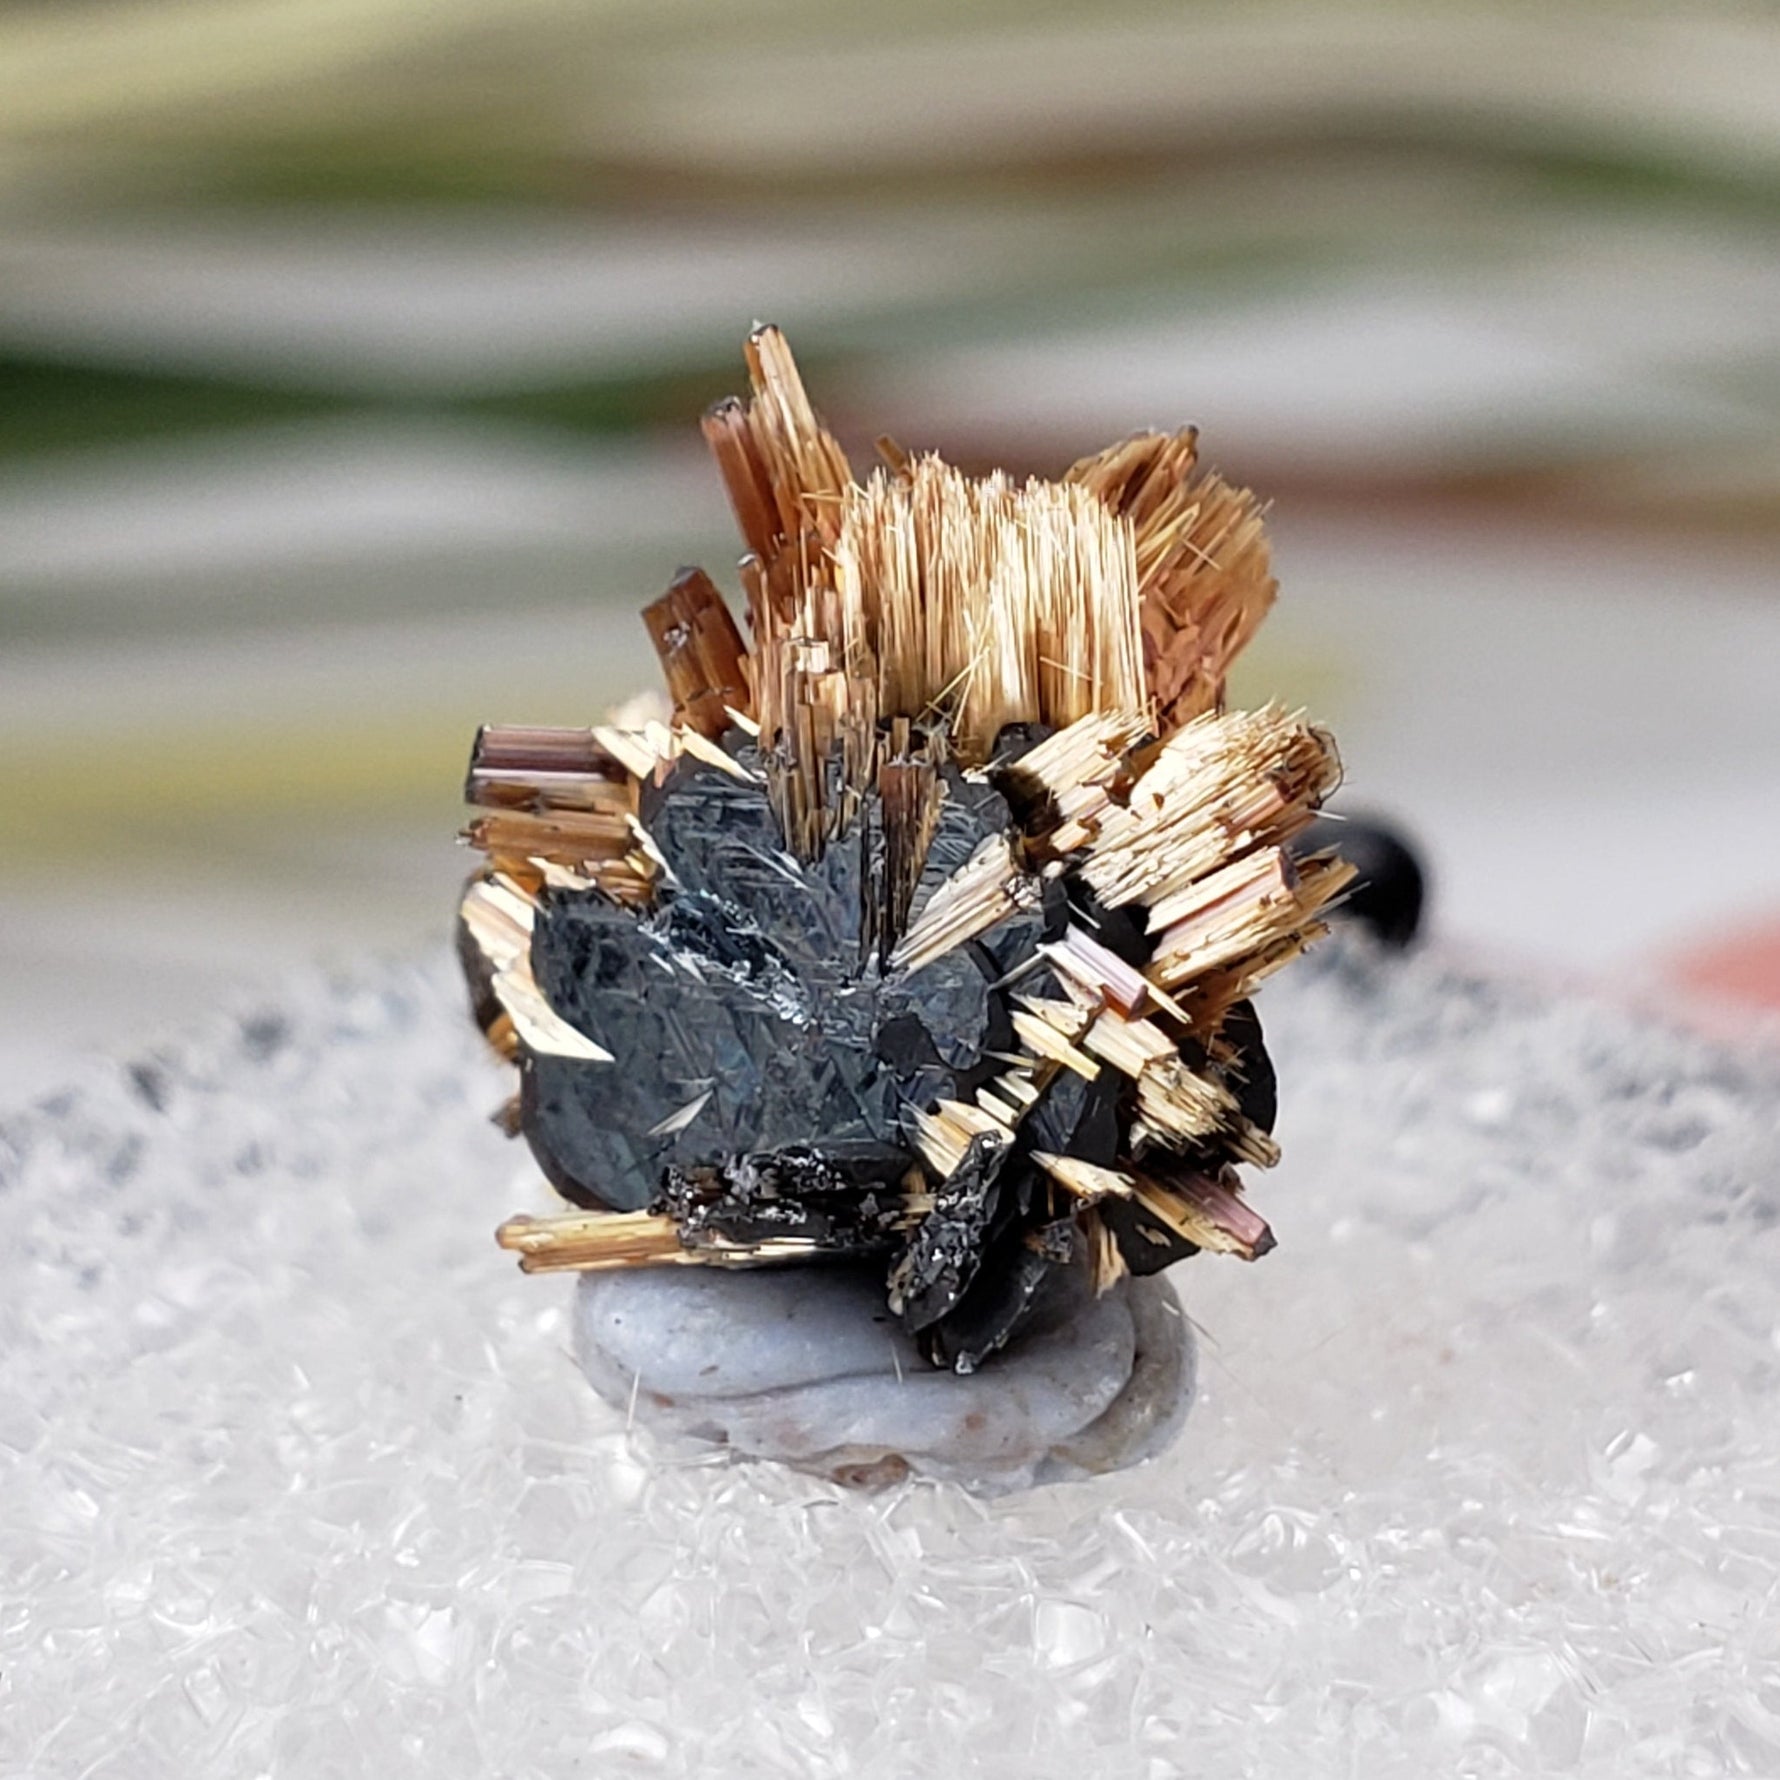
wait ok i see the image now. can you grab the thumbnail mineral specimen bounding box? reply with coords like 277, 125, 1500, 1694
459, 328, 1350, 1374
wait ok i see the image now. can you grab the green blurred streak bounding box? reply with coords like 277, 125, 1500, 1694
0, 713, 463, 873
0, 353, 736, 459
0, 354, 354, 457
154, 138, 578, 208
1518, 142, 1780, 223
461, 361, 751, 437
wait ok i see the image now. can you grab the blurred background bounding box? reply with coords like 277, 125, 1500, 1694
2, 0, 1777, 1104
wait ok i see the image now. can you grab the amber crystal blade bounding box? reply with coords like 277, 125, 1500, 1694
641, 566, 753, 738
466, 724, 634, 811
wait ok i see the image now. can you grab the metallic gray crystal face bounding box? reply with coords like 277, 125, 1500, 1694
522, 742, 1041, 1215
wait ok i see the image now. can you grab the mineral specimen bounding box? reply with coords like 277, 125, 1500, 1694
460, 327, 1350, 1374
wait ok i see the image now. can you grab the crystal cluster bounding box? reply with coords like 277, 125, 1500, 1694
460, 329, 1350, 1370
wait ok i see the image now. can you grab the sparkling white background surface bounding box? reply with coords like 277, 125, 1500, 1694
5, 941, 1777, 1776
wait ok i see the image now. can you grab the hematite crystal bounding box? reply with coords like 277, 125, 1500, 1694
517, 727, 1159, 1368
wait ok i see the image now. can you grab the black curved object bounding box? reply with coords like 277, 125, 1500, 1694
1292, 813, 1427, 950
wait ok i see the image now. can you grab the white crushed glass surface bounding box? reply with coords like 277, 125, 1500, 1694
4, 940, 1778, 1777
